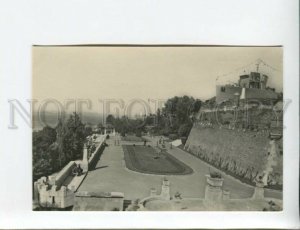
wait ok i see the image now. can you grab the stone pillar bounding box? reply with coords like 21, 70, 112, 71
160, 179, 170, 200
48, 175, 56, 185
205, 175, 224, 202
33, 181, 39, 203
41, 176, 47, 183
51, 185, 58, 192
39, 184, 49, 205
61, 186, 67, 196
82, 144, 89, 173
60, 186, 67, 208
252, 181, 265, 200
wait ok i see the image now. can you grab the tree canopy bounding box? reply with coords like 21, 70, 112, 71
33, 113, 86, 180
103, 96, 202, 142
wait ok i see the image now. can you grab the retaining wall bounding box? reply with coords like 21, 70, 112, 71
185, 125, 283, 187
73, 191, 124, 211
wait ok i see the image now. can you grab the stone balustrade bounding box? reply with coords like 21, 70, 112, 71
55, 161, 76, 187
33, 134, 107, 209
88, 136, 106, 169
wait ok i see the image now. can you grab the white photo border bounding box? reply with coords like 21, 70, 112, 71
0, 0, 299, 229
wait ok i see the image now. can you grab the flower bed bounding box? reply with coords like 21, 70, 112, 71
122, 145, 193, 175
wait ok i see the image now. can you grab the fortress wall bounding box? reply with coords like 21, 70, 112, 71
216, 86, 241, 104
185, 125, 283, 186
200, 108, 281, 130
38, 184, 75, 208
216, 85, 278, 105
244, 88, 278, 100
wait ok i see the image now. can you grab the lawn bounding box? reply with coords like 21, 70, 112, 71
122, 145, 193, 175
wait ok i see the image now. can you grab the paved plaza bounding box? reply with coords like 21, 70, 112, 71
78, 136, 282, 201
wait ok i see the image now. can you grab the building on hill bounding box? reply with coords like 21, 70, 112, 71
216, 71, 279, 105
215, 59, 281, 105
239, 72, 268, 89
185, 60, 283, 189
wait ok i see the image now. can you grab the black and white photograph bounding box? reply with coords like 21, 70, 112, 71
32, 46, 283, 211
0, 0, 298, 229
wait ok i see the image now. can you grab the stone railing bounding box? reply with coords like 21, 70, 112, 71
88, 136, 106, 169
34, 135, 107, 209
54, 161, 76, 187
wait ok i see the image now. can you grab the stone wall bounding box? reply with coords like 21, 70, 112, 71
73, 191, 124, 211
216, 85, 241, 104
185, 124, 283, 187
34, 180, 75, 208
88, 140, 105, 169
198, 107, 282, 131
34, 135, 107, 209
216, 85, 278, 105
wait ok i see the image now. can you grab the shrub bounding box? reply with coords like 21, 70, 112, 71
169, 133, 178, 140
210, 171, 222, 178
180, 137, 187, 145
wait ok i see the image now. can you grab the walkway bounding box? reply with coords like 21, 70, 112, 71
78, 136, 282, 200
146, 136, 282, 199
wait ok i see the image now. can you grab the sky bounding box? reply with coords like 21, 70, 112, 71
32, 46, 283, 114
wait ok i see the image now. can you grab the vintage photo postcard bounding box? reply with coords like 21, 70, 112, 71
32, 46, 283, 211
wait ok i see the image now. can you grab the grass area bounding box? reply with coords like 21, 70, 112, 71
123, 145, 193, 175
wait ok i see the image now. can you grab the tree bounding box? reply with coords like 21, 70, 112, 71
55, 113, 86, 164
33, 113, 87, 181
106, 114, 115, 125
64, 112, 85, 160
84, 125, 93, 137
32, 126, 57, 180
191, 99, 202, 113
178, 123, 193, 137
153, 96, 200, 137
135, 129, 142, 137
55, 119, 68, 168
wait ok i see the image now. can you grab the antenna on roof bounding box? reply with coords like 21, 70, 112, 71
255, 59, 263, 72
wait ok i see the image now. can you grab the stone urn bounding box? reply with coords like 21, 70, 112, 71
205, 174, 224, 187
205, 174, 224, 202
162, 178, 170, 186
161, 178, 170, 200
252, 179, 265, 200
255, 179, 265, 188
